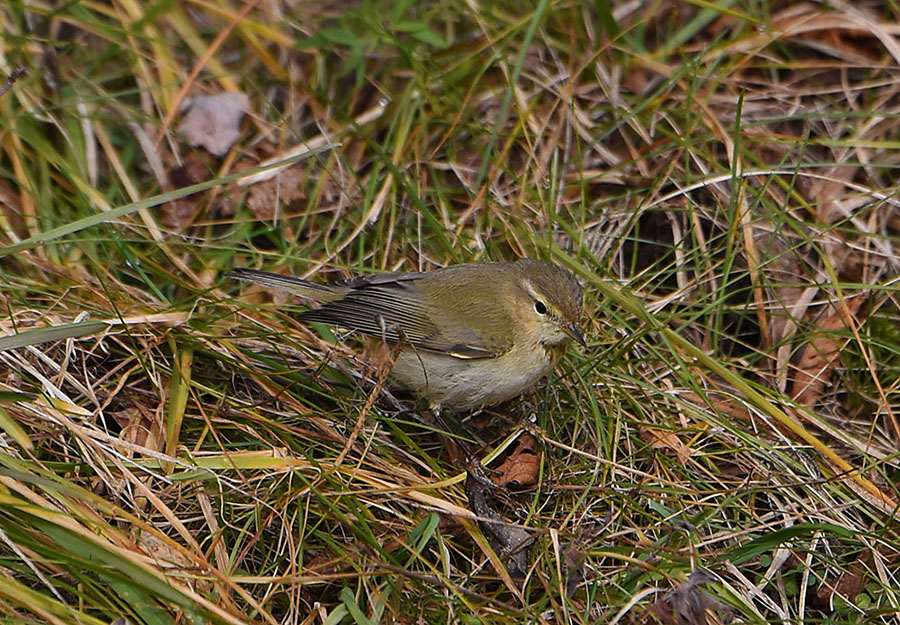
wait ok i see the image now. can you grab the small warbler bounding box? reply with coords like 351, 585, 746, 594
230, 259, 585, 412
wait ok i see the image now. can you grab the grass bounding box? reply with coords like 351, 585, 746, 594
1, 1, 900, 623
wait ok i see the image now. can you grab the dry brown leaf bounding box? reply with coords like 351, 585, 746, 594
494, 432, 540, 489
680, 391, 753, 422
888, 211, 900, 234
0, 178, 26, 241
109, 406, 162, 452
646, 571, 732, 625
807, 168, 869, 226
177, 92, 249, 156
754, 227, 808, 349
564, 542, 588, 595
465, 467, 532, 580
246, 167, 306, 221
137, 531, 194, 569
298, 551, 347, 605
806, 170, 870, 284
813, 555, 869, 610
792, 296, 865, 408
137, 532, 212, 592
639, 425, 692, 464
162, 151, 213, 230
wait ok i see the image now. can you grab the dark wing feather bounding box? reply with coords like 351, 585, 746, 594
329, 271, 428, 289
299, 278, 501, 358
300, 282, 433, 343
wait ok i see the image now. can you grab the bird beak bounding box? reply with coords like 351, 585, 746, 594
563, 322, 587, 349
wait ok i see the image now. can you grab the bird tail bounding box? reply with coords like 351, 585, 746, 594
228, 268, 340, 302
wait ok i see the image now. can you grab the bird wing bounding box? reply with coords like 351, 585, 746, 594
299, 274, 505, 359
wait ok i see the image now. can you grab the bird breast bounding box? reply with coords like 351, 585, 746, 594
390, 340, 556, 412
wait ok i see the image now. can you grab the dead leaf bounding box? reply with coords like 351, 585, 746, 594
812, 552, 871, 611
177, 92, 249, 156
806, 170, 870, 283
888, 211, 900, 234
639, 425, 692, 464
792, 295, 865, 408
137, 531, 193, 570
162, 151, 213, 230
493, 433, 540, 489
465, 465, 532, 580
0, 178, 26, 241
246, 166, 306, 221
564, 543, 588, 595
109, 405, 162, 452
680, 392, 752, 422
754, 227, 810, 350
136, 531, 212, 592
824, 563, 866, 605
437, 514, 470, 543
646, 570, 733, 625
299, 550, 347, 605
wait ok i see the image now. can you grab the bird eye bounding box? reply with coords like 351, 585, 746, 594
534, 300, 548, 315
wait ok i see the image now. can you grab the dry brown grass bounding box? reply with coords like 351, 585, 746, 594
1, 1, 899, 623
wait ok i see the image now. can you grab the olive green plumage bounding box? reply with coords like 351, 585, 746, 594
230, 259, 585, 411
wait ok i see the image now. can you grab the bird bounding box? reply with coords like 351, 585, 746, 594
230, 259, 585, 412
